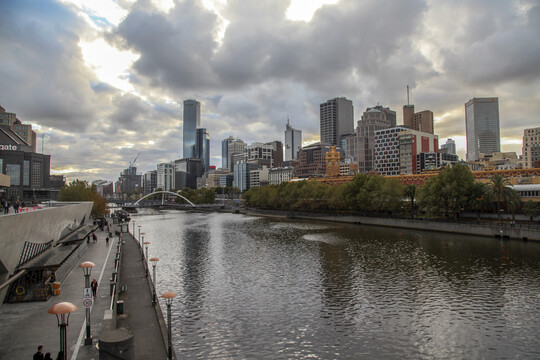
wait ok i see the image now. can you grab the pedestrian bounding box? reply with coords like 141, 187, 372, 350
86, 234, 90, 244
44, 353, 52, 360
22, 200, 26, 210
3, 200, 9, 214
33, 345, 44, 360
92, 232, 97, 242
55, 351, 64, 360
105, 236, 109, 246
91, 278, 98, 298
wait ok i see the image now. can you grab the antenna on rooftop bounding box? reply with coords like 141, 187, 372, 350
407, 85, 410, 106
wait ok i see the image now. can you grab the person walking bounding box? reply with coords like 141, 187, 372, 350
3, 200, 9, 214
91, 278, 98, 298
33, 345, 44, 360
44, 353, 52, 360
105, 236, 109, 246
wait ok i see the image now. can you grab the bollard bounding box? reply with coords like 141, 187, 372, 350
110, 278, 115, 296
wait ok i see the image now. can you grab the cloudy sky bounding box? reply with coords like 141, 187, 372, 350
1, 0, 539, 182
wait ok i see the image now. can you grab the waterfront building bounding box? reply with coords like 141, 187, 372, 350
285, 119, 302, 161
195, 128, 210, 172
294, 143, 332, 178
174, 158, 203, 190
157, 163, 175, 191
143, 170, 157, 195
465, 97, 500, 161
374, 127, 410, 176
523, 127, 540, 168
0, 124, 50, 201
227, 138, 247, 172
269, 167, 294, 185
233, 161, 259, 192
0, 105, 37, 152
183, 99, 201, 158
398, 130, 439, 175
440, 138, 457, 155
320, 97, 354, 146
222, 136, 236, 169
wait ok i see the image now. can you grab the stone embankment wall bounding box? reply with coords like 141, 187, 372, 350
245, 209, 540, 241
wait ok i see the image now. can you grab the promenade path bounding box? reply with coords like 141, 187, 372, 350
0, 223, 170, 359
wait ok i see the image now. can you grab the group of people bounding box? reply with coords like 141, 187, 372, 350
2, 198, 26, 214
33, 345, 62, 360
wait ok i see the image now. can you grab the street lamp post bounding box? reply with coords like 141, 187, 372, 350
78, 261, 96, 345
131, 220, 136, 237
48, 302, 78, 360
143, 240, 150, 262
138, 225, 142, 247
161, 291, 177, 360
150, 258, 159, 304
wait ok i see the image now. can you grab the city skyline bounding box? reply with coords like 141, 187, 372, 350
1, 0, 539, 182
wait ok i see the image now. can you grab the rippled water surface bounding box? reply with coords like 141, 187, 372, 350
135, 210, 540, 359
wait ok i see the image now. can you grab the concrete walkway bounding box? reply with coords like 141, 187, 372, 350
0, 224, 170, 359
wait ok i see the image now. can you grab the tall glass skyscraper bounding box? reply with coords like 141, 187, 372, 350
465, 97, 500, 161
222, 136, 235, 169
196, 128, 210, 172
183, 99, 201, 158
285, 119, 302, 161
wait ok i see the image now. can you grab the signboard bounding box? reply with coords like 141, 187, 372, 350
83, 298, 93, 308
0, 144, 18, 151
83, 287, 92, 299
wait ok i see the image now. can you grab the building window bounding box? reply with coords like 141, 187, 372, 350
23, 160, 30, 186
6, 164, 20, 186
32, 162, 42, 187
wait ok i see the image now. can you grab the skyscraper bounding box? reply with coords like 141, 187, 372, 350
196, 128, 210, 172
320, 97, 354, 146
183, 99, 201, 158
222, 136, 235, 169
285, 119, 302, 161
403, 105, 434, 134
465, 97, 500, 161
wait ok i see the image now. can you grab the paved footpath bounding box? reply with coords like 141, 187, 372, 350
0, 224, 169, 360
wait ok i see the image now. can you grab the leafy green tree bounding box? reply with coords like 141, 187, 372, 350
523, 200, 540, 223
59, 180, 108, 218
417, 164, 475, 218
467, 182, 488, 222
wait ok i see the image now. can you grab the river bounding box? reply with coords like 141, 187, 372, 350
133, 210, 540, 359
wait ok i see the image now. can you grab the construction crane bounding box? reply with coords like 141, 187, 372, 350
129, 153, 140, 169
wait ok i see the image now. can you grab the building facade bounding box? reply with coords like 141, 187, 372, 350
157, 163, 175, 191
143, 170, 157, 195
174, 158, 203, 190
0, 105, 37, 152
402, 104, 434, 134
285, 119, 302, 161
183, 99, 201, 158
465, 97, 500, 161
267, 140, 284, 168
523, 127, 540, 168
398, 130, 439, 175
0, 125, 50, 201
233, 161, 258, 192
320, 97, 354, 146
195, 128, 210, 172
227, 139, 247, 172
374, 127, 409, 176
294, 143, 332, 178
440, 138, 457, 155
269, 167, 294, 185
416, 152, 459, 173
222, 136, 235, 169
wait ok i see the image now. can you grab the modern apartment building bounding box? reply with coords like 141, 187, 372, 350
183, 99, 201, 158
465, 97, 500, 161
398, 130, 439, 175
416, 152, 459, 173
320, 97, 354, 146
285, 119, 302, 161
440, 138, 457, 155
374, 127, 409, 176
195, 128, 210, 172
157, 163, 175, 191
143, 170, 157, 195
523, 127, 540, 168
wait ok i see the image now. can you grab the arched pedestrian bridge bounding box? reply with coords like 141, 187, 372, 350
120, 191, 224, 211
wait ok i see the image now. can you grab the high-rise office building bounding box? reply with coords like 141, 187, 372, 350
227, 138, 247, 171
403, 104, 434, 134
440, 138, 457, 155
157, 163, 175, 191
285, 119, 302, 161
196, 128, 210, 172
523, 127, 540, 168
183, 99, 201, 158
143, 170, 157, 195
465, 97, 500, 161
320, 97, 354, 146
222, 136, 235, 169
266, 140, 284, 167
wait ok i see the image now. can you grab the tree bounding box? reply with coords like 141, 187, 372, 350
59, 180, 108, 218
486, 175, 514, 219
467, 182, 488, 222
417, 164, 475, 218
522, 200, 540, 223
404, 184, 417, 218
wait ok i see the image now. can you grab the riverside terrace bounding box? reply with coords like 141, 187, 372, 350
0, 217, 173, 359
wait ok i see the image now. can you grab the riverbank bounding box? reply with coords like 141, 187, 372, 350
242, 208, 540, 241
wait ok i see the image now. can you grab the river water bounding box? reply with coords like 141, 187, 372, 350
133, 210, 540, 359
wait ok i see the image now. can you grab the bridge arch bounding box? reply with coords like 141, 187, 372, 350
134, 191, 196, 207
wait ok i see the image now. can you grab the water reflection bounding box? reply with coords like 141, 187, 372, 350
135, 210, 540, 359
